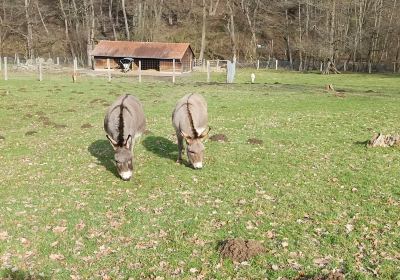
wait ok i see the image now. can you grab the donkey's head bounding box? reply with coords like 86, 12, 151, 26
180, 127, 210, 169
106, 134, 133, 180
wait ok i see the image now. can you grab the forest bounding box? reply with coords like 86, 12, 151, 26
1, 0, 400, 71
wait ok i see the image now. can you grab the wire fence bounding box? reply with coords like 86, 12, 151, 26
1, 55, 399, 84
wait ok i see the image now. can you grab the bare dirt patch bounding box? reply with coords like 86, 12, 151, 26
210, 134, 228, 143
24, 113, 33, 119
65, 109, 76, 113
53, 124, 67, 129
144, 129, 152, 135
0, 135, 5, 140
247, 138, 263, 145
81, 123, 93, 129
25, 130, 38, 136
219, 239, 265, 262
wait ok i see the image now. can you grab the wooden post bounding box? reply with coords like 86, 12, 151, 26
38, 59, 43, 81
72, 57, 77, 83
393, 62, 397, 73
320, 62, 323, 72
56, 57, 60, 65
14, 53, 17, 64
275, 59, 278, 70
0, 56, 2, 71
138, 60, 142, 83
107, 58, 111, 82
203, 59, 206, 72
172, 58, 176, 83
4, 57, 8, 81
216, 59, 220, 71
16, 55, 20, 66
206, 60, 210, 83
189, 57, 192, 72
344, 61, 347, 72
368, 62, 372, 74
257, 59, 259, 70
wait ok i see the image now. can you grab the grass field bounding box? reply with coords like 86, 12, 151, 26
0, 69, 399, 279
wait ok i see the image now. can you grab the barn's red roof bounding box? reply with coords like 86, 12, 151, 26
91, 40, 194, 59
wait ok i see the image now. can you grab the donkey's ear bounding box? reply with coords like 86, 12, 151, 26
106, 134, 118, 150
199, 127, 211, 140
125, 134, 132, 149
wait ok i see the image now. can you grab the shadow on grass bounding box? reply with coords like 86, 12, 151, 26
1, 268, 50, 280
88, 139, 119, 178
354, 140, 369, 146
142, 136, 178, 162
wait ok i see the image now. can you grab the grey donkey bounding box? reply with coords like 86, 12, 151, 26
104, 94, 146, 180
172, 93, 210, 169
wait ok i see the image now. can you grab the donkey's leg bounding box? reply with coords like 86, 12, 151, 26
176, 132, 183, 164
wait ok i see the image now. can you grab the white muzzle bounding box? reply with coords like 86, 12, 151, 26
120, 171, 132, 180
193, 162, 203, 169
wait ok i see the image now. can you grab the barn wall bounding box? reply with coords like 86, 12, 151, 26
181, 48, 193, 72
94, 57, 121, 70
159, 59, 182, 72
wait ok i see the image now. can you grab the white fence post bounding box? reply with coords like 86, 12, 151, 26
0, 56, 2, 71
107, 58, 111, 82
56, 57, 60, 65
172, 58, 176, 83
216, 59, 220, 71
368, 62, 372, 74
138, 60, 142, 83
320, 62, 323, 72
275, 59, 278, 70
206, 60, 210, 83
257, 59, 260, 70
38, 59, 43, 81
72, 57, 77, 83
4, 57, 8, 81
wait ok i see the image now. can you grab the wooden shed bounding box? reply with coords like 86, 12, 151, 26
90, 40, 195, 73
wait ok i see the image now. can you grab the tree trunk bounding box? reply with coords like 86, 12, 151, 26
59, 0, 75, 58
121, 0, 130, 40
25, 0, 33, 59
109, 0, 117, 40
198, 0, 207, 61
227, 0, 237, 61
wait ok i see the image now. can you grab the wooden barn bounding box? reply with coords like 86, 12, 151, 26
90, 40, 194, 73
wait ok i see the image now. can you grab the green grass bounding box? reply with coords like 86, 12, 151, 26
0, 69, 399, 279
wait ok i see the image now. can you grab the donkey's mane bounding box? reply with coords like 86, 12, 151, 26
186, 94, 198, 139
117, 95, 129, 146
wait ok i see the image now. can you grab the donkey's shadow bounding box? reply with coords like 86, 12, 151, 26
142, 136, 178, 162
88, 139, 119, 177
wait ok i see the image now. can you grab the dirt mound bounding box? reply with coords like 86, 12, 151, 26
210, 134, 228, 143
25, 130, 37, 136
293, 271, 345, 280
219, 239, 265, 262
81, 123, 93, 129
247, 138, 263, 145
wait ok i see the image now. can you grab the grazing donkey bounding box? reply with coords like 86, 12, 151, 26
104, 94, 146, 180
172, 93, 210, 169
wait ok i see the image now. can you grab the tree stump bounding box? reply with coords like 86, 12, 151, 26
368, 133, 400, 147
323, 59, 341, 75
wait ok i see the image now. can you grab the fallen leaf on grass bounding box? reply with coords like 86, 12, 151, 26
50, 253, 65, 261
0, 231, 9, 241
52, 226, 67, 234
313, 256, 332, 267
75, 220, 86, 231
345, 224, 354, 234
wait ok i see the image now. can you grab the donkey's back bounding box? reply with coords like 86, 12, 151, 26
104, 94, 146, 145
